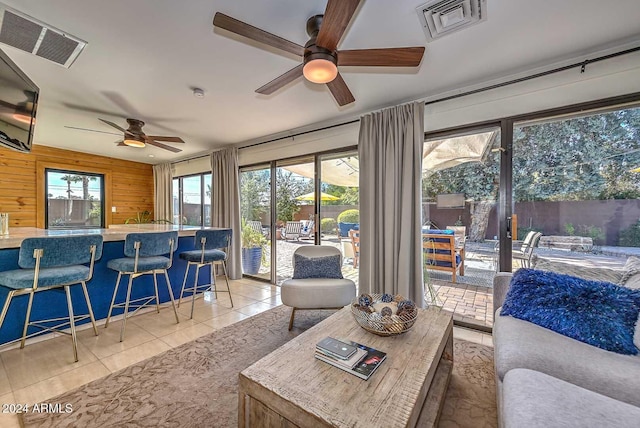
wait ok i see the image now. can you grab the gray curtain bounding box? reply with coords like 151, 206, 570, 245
152, 163, 172, 222
210, 147, 242, 279
358, 101, 425, 308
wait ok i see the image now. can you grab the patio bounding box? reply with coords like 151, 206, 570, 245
259, 237, 633, 331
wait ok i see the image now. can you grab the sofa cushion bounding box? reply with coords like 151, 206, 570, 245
622, 256, 640, 289
493, 309, 640, 407
531, 255, 624, 284
501, 268, 640, 354
292, 254, 343, 279
502, 368, 640, 428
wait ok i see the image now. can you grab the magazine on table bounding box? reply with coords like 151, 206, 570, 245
315, 339, 387, 380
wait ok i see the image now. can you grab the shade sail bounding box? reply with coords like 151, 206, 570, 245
295, 191, 340, 201
282, 130, 497, 185
283, 157, 360, 187
422, 130, 498, 175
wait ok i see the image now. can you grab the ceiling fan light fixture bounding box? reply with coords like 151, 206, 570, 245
303, 58, 338, 83
123, 135, 146, 148
302, 47, 338, 84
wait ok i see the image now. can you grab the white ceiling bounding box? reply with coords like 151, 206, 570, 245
2, 0, 640, 164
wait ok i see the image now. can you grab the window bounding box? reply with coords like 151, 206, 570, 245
172, 173, 212, 226
45, 169, 104, 229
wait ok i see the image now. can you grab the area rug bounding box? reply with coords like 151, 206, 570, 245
22, 306, 496, 427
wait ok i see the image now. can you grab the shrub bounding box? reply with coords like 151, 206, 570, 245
619, 220, 640, 247
321, 217, 337, 233
337, 209, 359, 223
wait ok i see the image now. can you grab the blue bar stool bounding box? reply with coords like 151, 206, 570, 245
105, 231, 180, 341
0, 235, 104, 362
178, 229, 233, 319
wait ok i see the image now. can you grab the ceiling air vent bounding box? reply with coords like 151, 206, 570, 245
0, 3, 86, 68
416, 0, 487, 42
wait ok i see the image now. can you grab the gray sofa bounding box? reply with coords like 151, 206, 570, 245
493, 272, 640, 427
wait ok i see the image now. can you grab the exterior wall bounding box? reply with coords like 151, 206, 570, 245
0, 145, 153, 227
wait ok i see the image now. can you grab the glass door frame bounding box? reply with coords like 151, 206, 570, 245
423, 92, 640, 274
240, 146, 358, 283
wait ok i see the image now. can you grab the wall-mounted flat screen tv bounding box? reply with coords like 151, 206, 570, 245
436, 193, 465, 209
0, 47, 38, 153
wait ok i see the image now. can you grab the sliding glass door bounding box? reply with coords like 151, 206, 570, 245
239, 149, 360, 286
275, 157, 314, 283
513, 105, 640, 276
239, 165, 272, 281
422, 126, 501, 327
319, 152, 359, 286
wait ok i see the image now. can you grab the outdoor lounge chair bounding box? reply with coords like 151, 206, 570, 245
299, 220, 315, 240
281, 221, 304, 241
423, 231, 465, 283
513, 231, 542, 268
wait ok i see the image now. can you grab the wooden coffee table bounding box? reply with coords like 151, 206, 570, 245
238, 306, 453, 427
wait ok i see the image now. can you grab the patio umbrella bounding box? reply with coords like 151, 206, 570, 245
295, 191, 340, 201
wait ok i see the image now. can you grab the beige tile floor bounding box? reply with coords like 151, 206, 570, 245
0, 278, 491, 428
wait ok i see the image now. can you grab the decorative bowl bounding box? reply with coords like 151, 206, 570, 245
350, 293, 418, 336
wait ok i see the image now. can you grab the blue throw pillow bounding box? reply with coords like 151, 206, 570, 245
292, 254, 343, 279
501, 268, 640, 355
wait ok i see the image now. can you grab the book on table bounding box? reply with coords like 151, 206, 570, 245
315, 339, 387, 380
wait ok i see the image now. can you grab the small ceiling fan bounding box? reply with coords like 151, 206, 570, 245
77, 118, 185, 153
213, 0, 425, 106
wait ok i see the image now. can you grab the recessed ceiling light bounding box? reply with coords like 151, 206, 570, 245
148, 154, 155, 158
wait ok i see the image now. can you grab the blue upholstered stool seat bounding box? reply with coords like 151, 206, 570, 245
178, 229, 233, 319
0, 266, 90, 289
179, 249, 226, 263
0, 235, 103, 362
105, 231, 180, 342
107, 256, 171, 272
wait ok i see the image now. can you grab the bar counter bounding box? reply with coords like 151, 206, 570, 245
0, 225, 228, 346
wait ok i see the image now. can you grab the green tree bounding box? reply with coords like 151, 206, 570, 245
276, 169, 312, 222
240, 170, 270, 221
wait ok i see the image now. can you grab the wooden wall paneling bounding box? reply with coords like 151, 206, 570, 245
0, 145, 153, 228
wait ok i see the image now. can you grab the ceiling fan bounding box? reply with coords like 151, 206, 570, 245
73, 118, 185, 153
213, 0, 425, 106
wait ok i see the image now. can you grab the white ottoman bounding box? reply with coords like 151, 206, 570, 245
281, 246, 356, 330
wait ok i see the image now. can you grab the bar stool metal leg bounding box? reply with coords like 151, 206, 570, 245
221, 261, 233, 308
80, 281, 99, 336
20, 291, 35, 349
163, 270, 180, 324
120, 274, 134, 342
178, 265, 191, 308
153, 272, 161, 313
0, 291, 15, 333
190, 264, 200, 319
105, 272, 122, 328
64, 285, 79, 362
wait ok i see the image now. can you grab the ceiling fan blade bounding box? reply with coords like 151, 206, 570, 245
64, 126, 122, 136
145, 139, 183, 153
213, 12, 304, 57
146, 136, 185, 143
316, 0, 362, 51
326, 73, 355, 106
256, 64, 304, 95
338, 47, 425, 67
98, 118, 128, 133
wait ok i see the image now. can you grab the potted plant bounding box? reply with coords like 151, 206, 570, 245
241, 220, 268, 275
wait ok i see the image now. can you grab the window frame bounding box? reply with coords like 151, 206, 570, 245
44, 168, 105, 229
36, 161, 113, 229
172, 172, 211, 226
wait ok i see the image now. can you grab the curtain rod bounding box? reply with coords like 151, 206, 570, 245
179, 44, 640, 160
